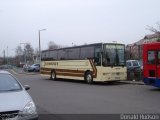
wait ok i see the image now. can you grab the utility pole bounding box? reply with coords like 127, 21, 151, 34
7, 46, 8, 65
20, 43, 27, 65
3, 50, 5, 64
38, 29, 46, 63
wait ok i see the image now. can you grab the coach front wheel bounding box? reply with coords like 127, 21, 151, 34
85, 72, 93, 84
51, 70, 56, 80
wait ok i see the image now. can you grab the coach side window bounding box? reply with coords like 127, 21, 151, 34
67, 48, 80, 60
41, 52, 46, 60
58, 49, 65, 60
50, 50, 58, 60
80, 46, 94, 59
46, 51, 50, 60
94, 47, 101, 66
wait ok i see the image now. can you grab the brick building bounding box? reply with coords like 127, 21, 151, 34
126, 32, 160, 60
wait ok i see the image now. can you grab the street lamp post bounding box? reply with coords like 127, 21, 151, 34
20, 43, 27, 65
7, 46, 8, 65
38, 29, 46, 63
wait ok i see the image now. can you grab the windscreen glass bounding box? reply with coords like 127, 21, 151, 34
103, 44, 125, 66
0, 74, 22, 92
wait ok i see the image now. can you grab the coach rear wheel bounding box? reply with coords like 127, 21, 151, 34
85, 72, 93, 84
51, 70, 56, 80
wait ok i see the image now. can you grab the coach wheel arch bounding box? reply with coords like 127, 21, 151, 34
84, 70, 93, 84
51, 70, 56, 80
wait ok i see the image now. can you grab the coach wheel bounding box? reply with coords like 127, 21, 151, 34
51, 70, 56, 80
85, 71, 93, 84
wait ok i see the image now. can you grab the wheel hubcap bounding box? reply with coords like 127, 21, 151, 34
87, 74, 92, 83
52, 73, 55, 79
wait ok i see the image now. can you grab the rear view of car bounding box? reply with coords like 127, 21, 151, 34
126, 60, 142, 72
28, 64, 40, 72
126, 60, 143, 81
0, 71, 38, 120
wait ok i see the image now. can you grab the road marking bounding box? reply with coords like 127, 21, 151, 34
10, 69, 18, 75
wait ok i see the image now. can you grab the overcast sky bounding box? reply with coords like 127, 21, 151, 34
0, 0, 160, 56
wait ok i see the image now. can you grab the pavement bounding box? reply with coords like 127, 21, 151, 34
118, 80, 144, 85
9, 67, 144, 85
10, 67, 39, 75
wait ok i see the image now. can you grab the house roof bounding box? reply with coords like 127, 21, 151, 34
127, 33, 160, 47
144, 32, 160, 39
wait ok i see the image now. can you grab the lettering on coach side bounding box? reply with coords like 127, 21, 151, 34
44, 62, 58, 66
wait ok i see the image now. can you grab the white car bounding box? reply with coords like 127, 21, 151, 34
126, 60, 142, 72
0, 70, 38, 120
28, 64, 40, 72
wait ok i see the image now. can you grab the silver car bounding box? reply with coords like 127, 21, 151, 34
126, 60, 142, 71
28, 64, 40, 72
0, 70, 38, 120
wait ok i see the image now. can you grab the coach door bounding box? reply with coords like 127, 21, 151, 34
94, 47, 102, 66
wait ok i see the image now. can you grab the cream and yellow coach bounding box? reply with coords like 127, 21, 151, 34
40, 43, 127, 84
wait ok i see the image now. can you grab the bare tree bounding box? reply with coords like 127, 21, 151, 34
147, 22, 160, 35
15, 43, 34, 65
25, 43, 34, 56
34, 48, 39, 57
15, 45, 23, 66
48, 41, 60, 50
15, 45, 23, 56
24, 43, 34, 63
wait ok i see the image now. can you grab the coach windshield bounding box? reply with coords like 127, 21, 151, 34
103, 44, 125, 67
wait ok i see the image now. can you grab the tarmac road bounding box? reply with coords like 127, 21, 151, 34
9, 71, 160, 120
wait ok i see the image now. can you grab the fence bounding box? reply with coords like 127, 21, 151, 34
127, 70, 143, 81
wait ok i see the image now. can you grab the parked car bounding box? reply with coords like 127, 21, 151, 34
126, 60, 142, 72
0, 70, 38, 120
28, 64, 40, 72
0, 65, 13, 69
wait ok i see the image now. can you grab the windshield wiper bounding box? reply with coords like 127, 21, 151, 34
0, 89, 20, 92
7, 89, 20, 91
